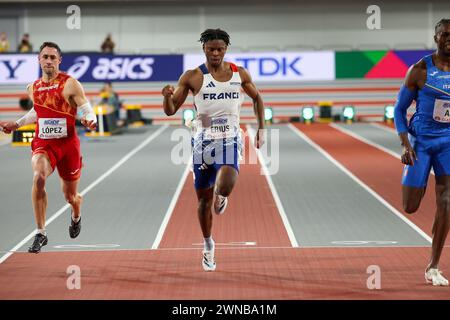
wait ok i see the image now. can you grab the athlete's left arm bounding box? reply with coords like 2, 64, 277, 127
65, 78, 97, 131
239, 67, 265, 148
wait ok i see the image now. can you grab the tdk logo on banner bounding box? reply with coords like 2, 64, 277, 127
67, 56, 154, 80
235, 57, 301, 76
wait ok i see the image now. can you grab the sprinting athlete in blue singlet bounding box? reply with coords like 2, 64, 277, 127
394, 18, 450, 286
162, 29, 265, 272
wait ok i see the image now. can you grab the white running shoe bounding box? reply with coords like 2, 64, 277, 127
214, 194, 228, 215
425, 268, 449, 286
202, 249, 216, 271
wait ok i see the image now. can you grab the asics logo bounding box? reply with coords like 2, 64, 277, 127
67, 56, 90, 79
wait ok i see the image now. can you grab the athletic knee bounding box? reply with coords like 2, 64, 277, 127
403, 201, 420, 214
198, 198, 212, 214
33, 172, 47, 190
64, 192, 80, 205
437, 192, 450, 214
215, 185, 232, 197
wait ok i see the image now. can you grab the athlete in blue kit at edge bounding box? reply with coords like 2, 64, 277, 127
162, 29, 265, 271
394, 18, 450, 286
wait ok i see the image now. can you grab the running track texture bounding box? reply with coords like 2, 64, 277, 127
0, 122, 449, 299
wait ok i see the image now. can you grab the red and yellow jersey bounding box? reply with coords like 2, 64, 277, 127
33, 72, 78, 140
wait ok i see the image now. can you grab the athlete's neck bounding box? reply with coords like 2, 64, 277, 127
206, 62, 227, 73
435, 51, 450, 69
42, 71, 59, 83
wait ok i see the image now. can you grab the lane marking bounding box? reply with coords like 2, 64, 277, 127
53, 244, 121, 249
332, 123, 435, 176
151, 160, 192, 249
192, 242, 257, 246
369, 122, 397, 134
246, 124, 299, 247
331, 240, 398, 245
331, 123, 401, 160
288, 123, 432, 244
0, 125, 168, 265
2, 244, 446, 255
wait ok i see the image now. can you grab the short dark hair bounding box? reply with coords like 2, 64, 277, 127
435, 18, 450, 34
39, 42, 62, 56
199, 28, 230, 46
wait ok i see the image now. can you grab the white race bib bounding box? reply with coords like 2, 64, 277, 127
433, 99, 450, 123
201, 115, 239, 140
38, 118, 68, 139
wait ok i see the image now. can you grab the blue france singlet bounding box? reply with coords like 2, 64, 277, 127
410, 54, 450, 136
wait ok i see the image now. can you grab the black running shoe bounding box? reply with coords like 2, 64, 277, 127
28, 233, 48, 253
69, 217, 81, 239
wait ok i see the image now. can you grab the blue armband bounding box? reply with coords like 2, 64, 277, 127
394, 85, 416, 134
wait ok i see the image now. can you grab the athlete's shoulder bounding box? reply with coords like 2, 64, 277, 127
227, 62, 239, 72
179, 68, 202, 85
185, 68, 202, 77
58, 71, 73, 81
404, 58, 427, 89
236, 65, 252, 82
412, 58, 427, 70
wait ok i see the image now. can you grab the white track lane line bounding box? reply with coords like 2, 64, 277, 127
0, 125, 168, 265
288, 123, 432, 244
3, 244, 447, 254
246, 125, 299, 247
332, 123, 435, 176
369, 122, 398, 134
331, 123, 401, 160
151, 160, 192, 249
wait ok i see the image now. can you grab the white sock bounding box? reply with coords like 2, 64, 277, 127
37, 228, 46, 236
72, 213, 81, 223
204, 236, 215, 251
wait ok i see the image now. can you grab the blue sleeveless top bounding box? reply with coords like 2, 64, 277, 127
410, 54, 450, 136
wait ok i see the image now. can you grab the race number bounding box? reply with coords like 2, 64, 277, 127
38, 118, 68, 139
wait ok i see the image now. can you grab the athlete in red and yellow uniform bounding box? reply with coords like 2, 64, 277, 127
0, 42, 97, 253
32, 72, 82, 181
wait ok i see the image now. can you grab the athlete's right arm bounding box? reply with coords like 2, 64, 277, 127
394, 63, 422, 165
0, 83, 36, 133
162, 71, 192, 116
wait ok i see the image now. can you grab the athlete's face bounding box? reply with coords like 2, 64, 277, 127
39, 47, 62, 75
434, 23, 450, 56
203, 40, 227, 67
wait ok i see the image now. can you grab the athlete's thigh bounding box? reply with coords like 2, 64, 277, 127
196, 186, 214, 202
56, 140, 82, 181
31, 153, 53, 178
402, 135, 432, 188
402, 136, 432, 211
215, 164, 238, 190
431, 137, 450, 178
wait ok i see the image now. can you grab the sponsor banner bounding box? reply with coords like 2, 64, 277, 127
59, 54, 183, 82
0, 54, 39, 84
335, 50, 434, 79
184, 52, 335, 82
